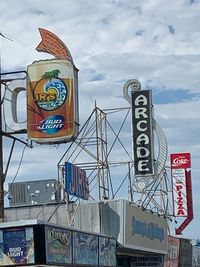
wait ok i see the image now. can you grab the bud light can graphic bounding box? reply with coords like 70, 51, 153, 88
27, 59, 79, 144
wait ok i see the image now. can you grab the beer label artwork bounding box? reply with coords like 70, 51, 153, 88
32, 69, 67, 134
34, 70, 67, 111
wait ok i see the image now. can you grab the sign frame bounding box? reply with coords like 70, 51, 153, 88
131, 90, 154, 176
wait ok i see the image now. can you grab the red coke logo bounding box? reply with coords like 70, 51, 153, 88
173, 158, 188, 166
170, 153, 191, 169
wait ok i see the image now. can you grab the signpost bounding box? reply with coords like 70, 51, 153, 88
123, 79, 168, 193
0, 79, 4, 222
170, 153, 193, 234
0, 220, 117, 266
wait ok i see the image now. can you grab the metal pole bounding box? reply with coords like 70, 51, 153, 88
0, 77, 4, 222
128, 162, 133, 203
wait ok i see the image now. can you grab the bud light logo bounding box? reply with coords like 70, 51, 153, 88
37, 115, 65, 134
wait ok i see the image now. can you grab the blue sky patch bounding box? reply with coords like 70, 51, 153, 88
153, 88, 199, 104
90, 73, 106, 82
189, 0, 197, 4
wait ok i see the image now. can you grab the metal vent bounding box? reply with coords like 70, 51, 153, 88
8, 179, 61, 207
10, 183, 26, 205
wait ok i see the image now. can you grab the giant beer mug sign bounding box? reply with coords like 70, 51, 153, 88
27, 29, 79, 144
3, 28, 79, 144
27, 59, 79, 143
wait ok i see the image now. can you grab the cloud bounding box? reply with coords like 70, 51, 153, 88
0, 0, 199, 238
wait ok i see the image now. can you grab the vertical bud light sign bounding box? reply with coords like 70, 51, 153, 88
131, 90, 154, 176
170, 153, 191, 217
27, 59, 79, 144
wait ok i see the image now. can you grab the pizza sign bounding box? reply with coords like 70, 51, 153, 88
170, 153, 191, 218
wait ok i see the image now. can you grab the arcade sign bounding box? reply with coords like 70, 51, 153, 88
131, 90, 154, 176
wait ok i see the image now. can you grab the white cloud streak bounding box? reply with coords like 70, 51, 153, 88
0, 0, 199, 238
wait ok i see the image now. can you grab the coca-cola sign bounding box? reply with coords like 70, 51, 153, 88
170, 153, 191, 169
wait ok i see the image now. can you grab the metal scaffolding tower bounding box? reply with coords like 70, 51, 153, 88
57, 100, 174, 219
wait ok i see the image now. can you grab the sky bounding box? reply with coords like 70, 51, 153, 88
0, 0, 200, 240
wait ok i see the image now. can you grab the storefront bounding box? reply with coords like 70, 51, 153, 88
192, 245, 200, 267
72, 199, 168, 267
3, 199, 168, 267
116, 200, 167, 267
163, 235, 194, 267
117, 249, 164, 267
179, 237, 192, 267
0, 220, 117, 266
164, 235, 180, 267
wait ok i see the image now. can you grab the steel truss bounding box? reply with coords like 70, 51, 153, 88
57, 103, 174, 219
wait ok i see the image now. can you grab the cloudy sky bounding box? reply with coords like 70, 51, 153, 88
0, 0, 200, 239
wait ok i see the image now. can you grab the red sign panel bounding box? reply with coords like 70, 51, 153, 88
170, 153, 193, 234
170, 153, 191, 169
